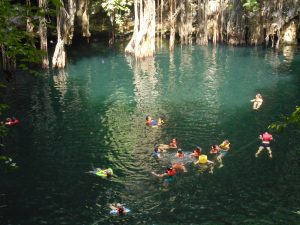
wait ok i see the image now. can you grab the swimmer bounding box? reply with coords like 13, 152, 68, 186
172, 162, 187, 173
151, 167, 176, 178
87, 168, 113, 177
194, 154, 214, 165
251, 93, 263, 110
194, 154, 214, 173
210, 144, 221, 155
153, 146, 161, 160
157, 138, 178, 152
146, 115, 164, 127
255, 131, 273, 158
190, 147, 202, 159
4, 117, 19, 126
175, 149, 185, 158
109, 203, 129, 215
217, 140, 230, 168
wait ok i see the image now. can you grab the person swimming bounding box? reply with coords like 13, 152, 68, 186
109, 203, 130, 215
210, 144, 221, 155
194, 154, 214, 173
175, 149, 185, 158
157, 138, 178, 152
87, 168, 113, 177
217, 140, 231, 168
251, 93, 263, 110
4, 117, 19, 126
190, 147, 202, 159
153, 146, 161, 160
255, 131, 273, 158
151, 167, 176, 178
146, 116, 164, 127
172, 162, 187, 173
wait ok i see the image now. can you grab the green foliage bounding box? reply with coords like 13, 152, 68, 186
50, 0, 63, 7
268, 106, 300, 133
101, 0, 132, 26
0, 1, 47, 70
0, 154, 18, 171
243, 0, 260, 12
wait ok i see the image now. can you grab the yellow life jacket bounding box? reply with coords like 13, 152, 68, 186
198, 155, 208, 164
220, 142, 230, 150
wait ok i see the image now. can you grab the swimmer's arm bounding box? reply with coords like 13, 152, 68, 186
151, 171, 166, 177
109, 204, 118, 210
207, 160, 214, 164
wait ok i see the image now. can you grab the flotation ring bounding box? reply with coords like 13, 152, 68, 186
95, 168, 113, 177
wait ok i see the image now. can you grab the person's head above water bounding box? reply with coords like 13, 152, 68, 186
195, 147, 202, 153
106, 168, 113, 176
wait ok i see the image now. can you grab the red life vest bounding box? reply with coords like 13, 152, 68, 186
262, 133, 272, 142
167, 169, 176, 177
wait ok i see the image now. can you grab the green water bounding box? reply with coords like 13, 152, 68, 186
1, 43, 300, 225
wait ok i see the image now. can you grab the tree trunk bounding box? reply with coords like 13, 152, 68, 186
52, 3, 69, 68
125, 0, 156, 58
39, 0, 49, 68
1, 45, 16, 73
78, 0, 91, 38
178, 0, 193, 45
196, 0, 208, 45
65, 0, 76, 45
26, 0, 35, 47
169, 0, 176, 51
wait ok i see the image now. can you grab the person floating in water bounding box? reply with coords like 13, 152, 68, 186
194, 154, 214, 173
151, 167, 176, 178
109, 203, 130, 215
87, 168, 113, 177
217, 140, 230, 168
172, 162, 188, 173
4, 117, 19, 126
153, 146, 161, 160
190, 147, 202, 159
175, 149, 185, 158
210, 144, 221, 155
145, 115, 164, 127
251, 93, 263, 110
157, 138, 177, 152
255, 131, 273, 158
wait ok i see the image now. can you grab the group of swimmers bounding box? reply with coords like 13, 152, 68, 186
89, 93, 272, 215
151, 138, 231, 180
149, 92, 274, 184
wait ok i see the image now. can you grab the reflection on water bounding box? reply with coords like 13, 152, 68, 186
1, 45, 300, 225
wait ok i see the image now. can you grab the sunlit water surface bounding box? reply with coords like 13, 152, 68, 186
1, 43, 300, 225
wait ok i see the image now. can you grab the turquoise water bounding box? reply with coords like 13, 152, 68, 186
1, 43, 300, 225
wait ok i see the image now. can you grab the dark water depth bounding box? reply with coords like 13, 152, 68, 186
1, 43, 300, 225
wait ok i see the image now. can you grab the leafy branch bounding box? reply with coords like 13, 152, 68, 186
268, 106, 300, 132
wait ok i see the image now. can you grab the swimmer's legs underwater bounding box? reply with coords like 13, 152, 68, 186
255, 146, 272, 158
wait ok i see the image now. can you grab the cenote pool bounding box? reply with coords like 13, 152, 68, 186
1, 43, 300, 225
